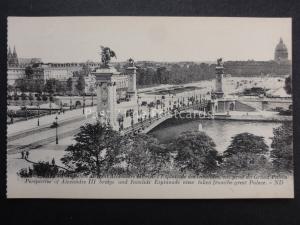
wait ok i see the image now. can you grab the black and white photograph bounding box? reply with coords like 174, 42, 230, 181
6, 17, 293, 198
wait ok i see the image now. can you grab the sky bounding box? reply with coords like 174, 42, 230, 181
8, 17, 292, 63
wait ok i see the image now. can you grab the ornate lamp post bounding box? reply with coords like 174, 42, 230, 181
10, 113, 14, 124
148, 105, 151, 120
137, 95, 140, 122
55, 116, 58, 145
83, 94, 86, 115
25, 106, 28, 120
69, 95, 72, 111
60, 101, 63, 113
91, 93, 94, 106
49, 100, 52, 115
37, 104, 40, 126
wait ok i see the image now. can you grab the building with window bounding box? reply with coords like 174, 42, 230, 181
7, 67, 25, 85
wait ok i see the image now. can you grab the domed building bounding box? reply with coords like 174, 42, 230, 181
274, 38, 288, 62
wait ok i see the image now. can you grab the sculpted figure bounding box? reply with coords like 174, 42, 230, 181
100, 46, 117, 67
217, 58, 223, 66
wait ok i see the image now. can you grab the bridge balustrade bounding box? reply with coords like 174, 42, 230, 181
121, 100, 210, 135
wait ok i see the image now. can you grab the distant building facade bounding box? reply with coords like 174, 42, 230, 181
224, 60, 291, 77
42, 65, 73, 81
224, 38, 291, 77
7, 47, 102, 86
7, 67, 25, 85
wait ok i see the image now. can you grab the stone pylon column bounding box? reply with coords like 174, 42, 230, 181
96, 81, 117, 128
215, 59, 224, 98
96, 82, 107, 124
107, 81, 117, 129
126, 65, 137, 99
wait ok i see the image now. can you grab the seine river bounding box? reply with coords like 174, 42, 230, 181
149, 119, 281, 153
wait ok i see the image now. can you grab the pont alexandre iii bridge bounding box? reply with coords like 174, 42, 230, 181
121, 100, 211, 135
7, 100, 211, 154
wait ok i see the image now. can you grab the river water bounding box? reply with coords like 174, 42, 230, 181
149, 119, 281, 153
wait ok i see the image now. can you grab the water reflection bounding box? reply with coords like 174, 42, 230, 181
150, 119, 281, 153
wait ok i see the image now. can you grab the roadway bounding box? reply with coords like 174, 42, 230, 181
7, 107, 97, 154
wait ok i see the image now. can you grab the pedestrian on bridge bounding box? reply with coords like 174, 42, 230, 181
25, 151, 29, 159
51, 158, 56, 166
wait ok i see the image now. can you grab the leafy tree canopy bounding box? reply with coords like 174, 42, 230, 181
221, 152, 270, 175
123, 134, 170, 177
270, 122, 293, 172
61, 122, 123, 177
171, 131, 219, 175
224, 132, 269, 157
284, 75, 292, 95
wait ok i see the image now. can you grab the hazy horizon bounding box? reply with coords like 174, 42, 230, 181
8, 17, 292, 63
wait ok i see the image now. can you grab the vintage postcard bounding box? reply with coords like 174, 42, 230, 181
6, 17, 293, 198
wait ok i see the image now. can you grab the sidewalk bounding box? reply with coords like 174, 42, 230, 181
7, 106, 97, 135
214, 111, 292, 122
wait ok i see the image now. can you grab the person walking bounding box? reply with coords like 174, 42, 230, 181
21, 151, 24, 159
51, 158, 55, 166
25, 151, 29, 159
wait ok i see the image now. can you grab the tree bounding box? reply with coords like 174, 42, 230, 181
76, 75, 85, 95
35, 81, 44, 94
222, 133, 269, 174
221, 152, 269, 174
15, 79, 28, 93
270, 122, 293, 172
18, 161, 60, 178
61, 122, 122, 177
123, 134, 171, 177
21, 93, 28, 100
171, 131, 219, 175
67, 77, 73, 95
223, 133, 269, 157
44, 79, 57, 94
55, 80, 65, 94
7, 84, 15, 94
284, 75, 292, 95
28, 93, 34, 101
25, 66, 34, 79
13, 93, 19, 100
42, 94, 48, 101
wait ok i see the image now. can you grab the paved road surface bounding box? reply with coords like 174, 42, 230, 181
7, 114, 95, 154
